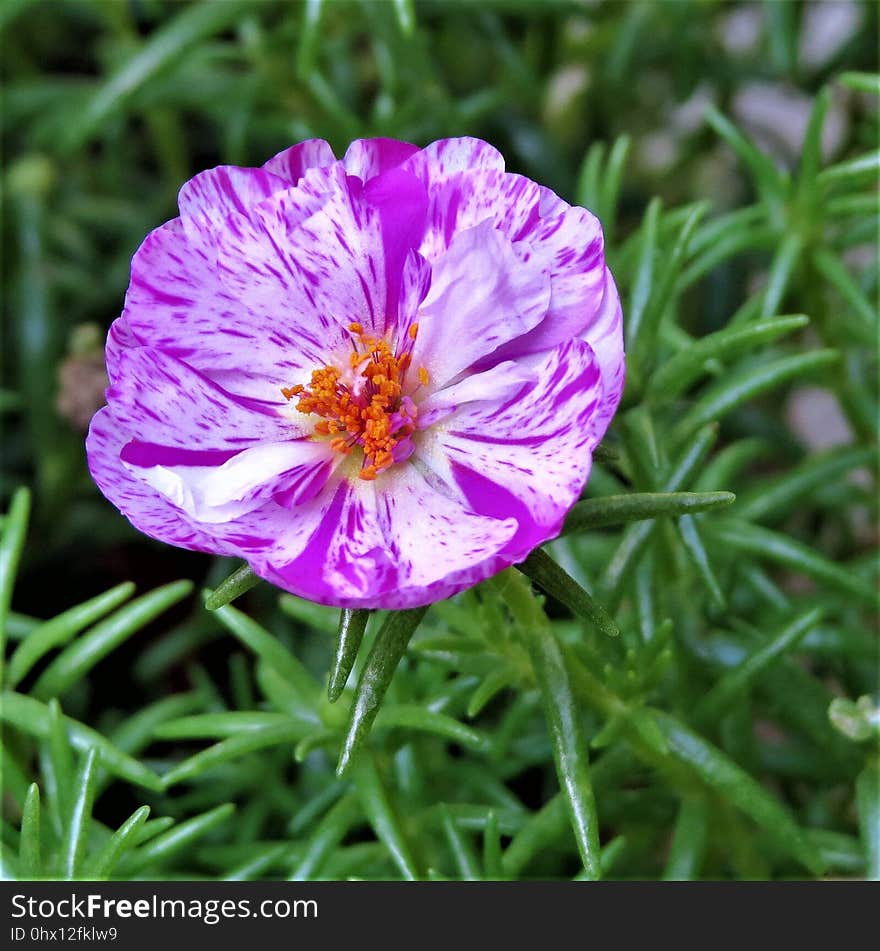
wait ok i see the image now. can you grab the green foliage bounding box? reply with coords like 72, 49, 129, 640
1, 1, 877, 881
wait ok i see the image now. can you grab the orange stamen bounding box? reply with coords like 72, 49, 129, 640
329, 437, 353, 454
283, 324, 422, 480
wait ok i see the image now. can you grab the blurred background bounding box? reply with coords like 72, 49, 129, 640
1, 1, 877, 879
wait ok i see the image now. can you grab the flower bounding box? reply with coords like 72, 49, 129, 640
87, 137, 624, 609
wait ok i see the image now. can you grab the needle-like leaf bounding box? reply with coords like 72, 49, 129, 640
328, 608, 371, 702
204, 563, 260, 610
517, 548, 618, 638
337, 607, 427, 775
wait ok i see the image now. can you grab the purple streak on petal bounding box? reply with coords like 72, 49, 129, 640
411, 220, 550, 387
106, 348, 293, 450
345, 173, 364, 199
263, 139, 336, 184
451, 462, 548, 559
216, 164, 389, 339
273, 459, 335, 508
264, 481, 353, 603
362, 168, 428, 328
177, 166, 291, 231
419, 340, 602, 557
401, 137, 505, 191
342, 138, 420, 181
120, 442, 242, 468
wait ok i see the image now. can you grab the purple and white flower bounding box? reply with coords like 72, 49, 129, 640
87, 137, 624, 609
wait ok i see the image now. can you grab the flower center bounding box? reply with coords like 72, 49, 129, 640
282, 322, 429, 480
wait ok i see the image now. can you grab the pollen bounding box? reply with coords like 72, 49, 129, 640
283, 323, 430, 480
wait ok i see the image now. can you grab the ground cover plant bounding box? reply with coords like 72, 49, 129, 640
1, 0, 877, 881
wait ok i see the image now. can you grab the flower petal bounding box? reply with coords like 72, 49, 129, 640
377, 470, 517, 608
411, 167, 621, 407
215, 164, 389, 345
124, 439, 335, 524
402, 137, 505, 189
418, 169, 610, 349
417, 360, 535, 429
418, 169, 544, 262
88, 407, 286, 557
250, 466, 517, 608
262, 139, 337, 184
361, 168, 428, 329
492, 203, 608, 352
123, 168, 352, 400
106, 348, 292, 450
418, 339, 604, 560
342, 138, 420, 181
122, 219, 299, 401
410, 220, 550, 387
492, 264, 624, 445
177, 166, 292, 232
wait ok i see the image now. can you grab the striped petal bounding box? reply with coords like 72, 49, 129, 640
401, 136, 505, 190
88, 407, 302, 558
418, 169, 545, 262
417, 339, 604, 560
214, 165, 389, 344
177, 166, 292, 232
410, 220, 550, 387
106, 348, 292, 450
124, 167, 353, 400
342, 138, 420, 181
411, 166, 621, 413
251, 467, 517, 609
125, 439, 335, 524
263, 139, 337, 184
